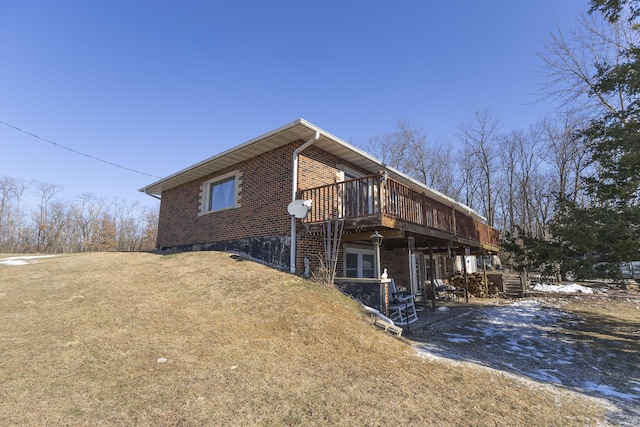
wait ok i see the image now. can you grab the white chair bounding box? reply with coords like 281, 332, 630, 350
388, 279, 418, 325
435, 278, 458, 301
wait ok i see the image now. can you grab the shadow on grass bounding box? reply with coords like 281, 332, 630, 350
153, 249, 280, 268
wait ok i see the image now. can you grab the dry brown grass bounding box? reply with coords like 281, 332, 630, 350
0, 252, 609, 426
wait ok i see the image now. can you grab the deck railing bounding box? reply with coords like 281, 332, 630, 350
299, 174, 499, 247
301, 175, 380, 223
383, 179, 454, 233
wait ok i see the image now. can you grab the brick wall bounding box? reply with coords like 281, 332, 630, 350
297, 145, 372, 190
158, 142, 297, 248
156, 140, 376, 273
380, 247, 411, 288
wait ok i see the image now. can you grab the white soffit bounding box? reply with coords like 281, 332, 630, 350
139, 118, 485, 221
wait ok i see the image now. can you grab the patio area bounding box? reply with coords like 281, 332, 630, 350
390, 298, 506, 335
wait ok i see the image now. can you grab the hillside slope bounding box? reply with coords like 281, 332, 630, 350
0, 252, 608, 426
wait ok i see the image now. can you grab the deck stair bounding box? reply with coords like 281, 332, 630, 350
502, 271, 525, 298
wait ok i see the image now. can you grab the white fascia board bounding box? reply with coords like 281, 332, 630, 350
139, 118, 308, 196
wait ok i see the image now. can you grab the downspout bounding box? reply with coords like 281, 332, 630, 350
290, 131, 320, 273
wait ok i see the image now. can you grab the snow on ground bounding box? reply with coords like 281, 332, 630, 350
413, 299, 640, 426
0, 255, 56, 265
532, 283, 594, 294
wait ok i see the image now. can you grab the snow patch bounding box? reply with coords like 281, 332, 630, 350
0, 255, 56, 266
443, 333, 474, 343
583, 382, 640, 401
532, 283, 594, 294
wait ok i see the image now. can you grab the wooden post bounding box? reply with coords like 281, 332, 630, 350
418, 252, 426, 302
520, 269, 528, 298
482, 256, 488, 297
429, 246, 435, 312
377, 171, 385, 221
463, 247, 470, 303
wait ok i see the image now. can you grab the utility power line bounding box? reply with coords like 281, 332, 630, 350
0, 120, 161, 179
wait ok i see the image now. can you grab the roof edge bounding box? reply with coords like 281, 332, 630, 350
139, 118, 487, 223
138, 118, 309, 195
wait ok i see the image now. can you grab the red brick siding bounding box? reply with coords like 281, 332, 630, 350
380, 248, 412, 287
297, 234, 331, 275
156, 139, 382, 275
157, 143, 298, 248
297, 146, 372, 192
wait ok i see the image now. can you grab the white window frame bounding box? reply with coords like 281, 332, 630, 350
342, 167, 363, 180
199, 170, 242, 215
343, 247, 375, 278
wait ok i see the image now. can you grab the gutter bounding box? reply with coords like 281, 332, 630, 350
290, 131, 320, 273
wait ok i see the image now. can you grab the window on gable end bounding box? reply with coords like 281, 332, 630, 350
200, 171, 242, 215
209, 177, 235, 211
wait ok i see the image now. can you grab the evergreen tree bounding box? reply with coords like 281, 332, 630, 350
502, 226, 562, 275
552, 0, 640, 279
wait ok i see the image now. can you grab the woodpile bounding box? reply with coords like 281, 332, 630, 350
449, 273, 499, 298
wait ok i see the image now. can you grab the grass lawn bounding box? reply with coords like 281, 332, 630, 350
0, 252, 609, 426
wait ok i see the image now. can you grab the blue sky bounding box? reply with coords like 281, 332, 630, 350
0, 0, 588, 207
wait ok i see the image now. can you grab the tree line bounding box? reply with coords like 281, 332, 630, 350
361, 0, 640, 279
0, 176, 158, 254
361, 112, 588, 241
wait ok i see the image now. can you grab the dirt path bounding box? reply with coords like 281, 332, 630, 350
411, 298, 640, 427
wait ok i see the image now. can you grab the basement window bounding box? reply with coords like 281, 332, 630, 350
344, 248, 375, 278
200, 171, 242, 214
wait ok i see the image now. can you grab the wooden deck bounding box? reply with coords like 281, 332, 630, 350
299, 174, 499, 252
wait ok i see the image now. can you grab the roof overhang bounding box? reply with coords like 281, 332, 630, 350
139, 118, 487, 222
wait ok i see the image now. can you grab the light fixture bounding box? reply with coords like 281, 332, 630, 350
370, 231, 383, 247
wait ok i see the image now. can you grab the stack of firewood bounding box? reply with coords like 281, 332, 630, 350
449, 273, 498, 298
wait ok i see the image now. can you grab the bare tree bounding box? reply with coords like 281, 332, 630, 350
394, 120, 458, 196
140, 206, 159, 251
112, 199, 144, 251
34, 182, 63, 252
8, 179, 30, 252
516, 126, 546, 235
45, 200, 72, 252
73, 193, 106, 252
0, 175, 158, 254
362, 124, 411, 170
457, 108, 501, 226
539, 113, 591, 205
497, 134, 519, 232
0, 176, 19, 251
537, 10, 638, 115
530, 173, 558, 239
362, 119, 461, 199
456, 145, 483, 213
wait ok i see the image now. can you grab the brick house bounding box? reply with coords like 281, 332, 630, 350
140, 119, 500, 309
